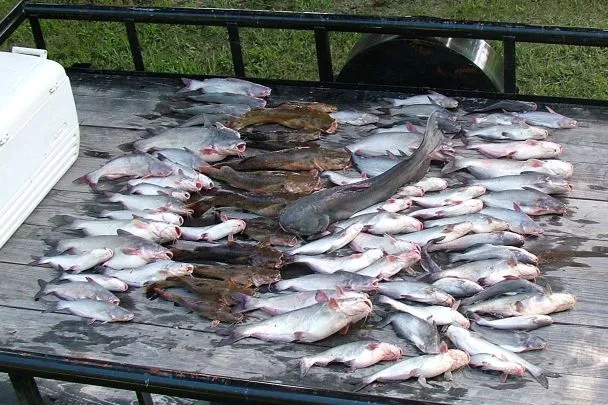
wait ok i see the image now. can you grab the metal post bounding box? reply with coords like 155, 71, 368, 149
314, 27, 334, 82
226, 23, 246, 77
28, 17, 46, 49
503, 36, 517, 93
136, 391, 154, 405
125, 20, 145, 71
8, 373, 44, 405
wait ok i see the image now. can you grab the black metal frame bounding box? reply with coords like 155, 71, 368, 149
4, 2, 608, 95
2, 2, 608, 404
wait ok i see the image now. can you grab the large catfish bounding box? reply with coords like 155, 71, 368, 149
278, 112, 443, 235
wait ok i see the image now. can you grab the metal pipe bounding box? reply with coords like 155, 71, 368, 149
0, 0, 25, 45
21, 3, 608, 46
503, 37, 517, 93
314, 27, 334, 82
0, 350, 427, 405
28, 17, 46, 49
226, 23, 246, 78
124, 20, 145, 71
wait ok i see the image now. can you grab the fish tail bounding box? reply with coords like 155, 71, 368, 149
299, 358, 316, 378
34, 279, 48, 301
29, 255, 43, 266
420, 241, 443, 272
441, 155, 465, 174
178, 78, 194, 93
353, 376, 375, 392
215, 331, 246, 347
73, 173, 94, 186
230, 292, 253, 312
42, 301, 59, 314
49, 214, 78, 231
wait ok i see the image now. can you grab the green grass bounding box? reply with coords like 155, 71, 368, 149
2, 0, 608, 98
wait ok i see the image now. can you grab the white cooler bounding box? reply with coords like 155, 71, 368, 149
0, 47, 80, 249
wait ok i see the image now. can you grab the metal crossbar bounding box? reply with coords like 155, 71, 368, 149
3, 2, 608, 94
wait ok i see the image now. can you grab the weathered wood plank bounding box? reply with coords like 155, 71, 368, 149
0, 305, 606, 404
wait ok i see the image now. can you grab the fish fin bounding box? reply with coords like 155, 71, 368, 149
216, 332, 247, 347
117, 141, 135, 152
328, 298, 340, 310
293, 331, 306, 341
367, 342, 379, 350
477, 277, 491, 287
506, 257, 518, 267
73, 173, 93, 186
503, 275, 519, 280
178, 78, 195, 93
29, 255, 43, 266
375, 315, 393, 329
116, 229, 137, 237
529, 159, 543, 168
514, 301, 525, 313
121, 247, 140, 255
500, 373, 509, 383
441, 156, 465, 174
339, 324, 350, 335
34, 279, 48, 300
513, 202, 523, 212
444, 370, 453, 381
528, 369, 550, 389
299, 358, 316, 378
451, 300, 461, 310
353, 377, 374, 392
230, 292, 252, 313
439, 341, 448, 353
545, 106, 557, 114
87, 318, 97, 325
315, 290, 329, 303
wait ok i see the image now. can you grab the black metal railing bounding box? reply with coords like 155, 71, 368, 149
3, 2, 608, 93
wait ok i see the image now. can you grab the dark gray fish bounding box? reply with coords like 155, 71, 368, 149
449, 244, 538, 265
377, 313, 442, 354
473, 100, 537, 113
278, 112, 443, 236
460, 277, 545, 307
470, 323, 548, 352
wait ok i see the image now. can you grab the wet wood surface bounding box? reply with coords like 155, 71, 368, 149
0, 73, 607, 404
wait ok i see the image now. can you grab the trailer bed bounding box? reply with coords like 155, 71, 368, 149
1, 73, 607, 404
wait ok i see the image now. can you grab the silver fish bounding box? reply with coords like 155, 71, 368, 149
426, 231, 524, 252
218, 296, 372, 345
334, 212, 423, 235
460, 173, 572, 194
459, 277, 545, 307
321, 170, 366, 185
104, 260, 194, 287
179, 220, 246, 242
446, 325, 557, 388
396, 221, 474, 247
443, 156, 573, 179
378, 279, 455, 306
470, 323, 548, 352
95, 209, 184, 226
472, 113, 525, 126
187, 92, 267, 107
35, 249, 113, 273
347, 133, 421, 157
150, 148, 209, 171
105, 193, 193, 215
126, 174, 205, 192
413, 177, 449, 193
376, 313, 442, 354
53, 235, 172, 260
480, 207, 544, 235
424, 214, 509, 234
357, 251, 421, 280
431, 278, 483, 298
410, 186, 486, 207
378, 295, 469, 327
473, 314, 553, 331
51, 273, 129, 292
389, 104, 456, 119
35, 278, 119, 304
466, 139, 563, 160
131, 125, 245, 158
273, 271, 378, 292
56, 216, 181, 243
355, 348, 469, 391
370, 123, 421, 134
468, 353, 526, 381
409, 199, 483, 219
462, 292, 575, 317
479, 189, 567, 215
463, 123, 547, 141
180, 77, 271, 97
288, 223, 364, 255
171, 103, 251, 116
288, 249, 384, 274
449, 244, 538, 265
514, 107, 577, 128
299, 340, 403, 376
47, 299, 134, 323
330, 110, 379, 126
232, 288, 368, 315
351, 153, 406, 177
387, 92, 458, 108
128, 183, 190, 201
425, 259, 540, 286
350, 233, 420, 255
75, 153, 173, 187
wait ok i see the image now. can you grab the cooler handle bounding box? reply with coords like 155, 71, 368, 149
11, 46, 47, 59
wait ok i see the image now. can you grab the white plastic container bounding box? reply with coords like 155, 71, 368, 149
0, 47, 80, 249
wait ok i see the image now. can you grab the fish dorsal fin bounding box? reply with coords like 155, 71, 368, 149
117, 229, 137, 237
512, 202, 523, 212
328, 297, 340, 310
546, 106, 557, 114
315, 290, 329, 303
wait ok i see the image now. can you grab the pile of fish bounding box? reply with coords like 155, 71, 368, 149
31, 76, 580, 391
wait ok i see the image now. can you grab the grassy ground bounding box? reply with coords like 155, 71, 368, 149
2, 0, 608, 98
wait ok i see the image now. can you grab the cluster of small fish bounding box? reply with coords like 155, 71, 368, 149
213, 92, 579, 391
33, 78, 275, 323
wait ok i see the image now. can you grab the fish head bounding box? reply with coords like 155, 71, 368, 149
210, 140, 247, 157
447, 349, 470, 369
278, 208, 331, 236
517, 263, 541, 280
529, 125, 549, 139
544, 176, 572, 193
151, 223, 182, 242
552, 292, 577, 311
545, 160, 573, 178
376, 342, 404, 361
558, 117, 577, 128
332, 297, 373, 319
171, 190, 191, 200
